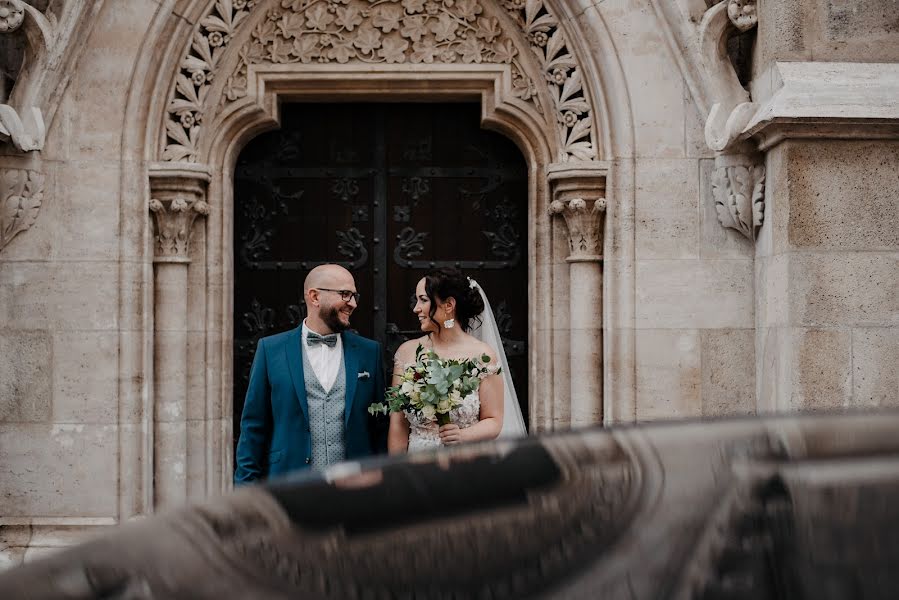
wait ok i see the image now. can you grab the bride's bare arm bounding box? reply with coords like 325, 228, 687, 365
387, 412, 409, 454
387, 344, 414, 454
462, 370, 504, 443
440, 346, 504, 445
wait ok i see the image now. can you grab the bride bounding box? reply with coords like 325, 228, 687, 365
387, 267, 528, 453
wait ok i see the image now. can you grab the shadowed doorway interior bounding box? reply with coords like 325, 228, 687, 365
232, 103, 529, 453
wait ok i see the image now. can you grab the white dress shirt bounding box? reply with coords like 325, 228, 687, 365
302, 321, 343, 393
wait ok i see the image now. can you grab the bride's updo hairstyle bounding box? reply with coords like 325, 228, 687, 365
423, 267, 485, 332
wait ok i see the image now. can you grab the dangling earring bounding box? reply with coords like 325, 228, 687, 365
443, 310, 455, 329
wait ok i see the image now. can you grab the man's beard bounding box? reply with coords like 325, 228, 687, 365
321, 304, 350, 332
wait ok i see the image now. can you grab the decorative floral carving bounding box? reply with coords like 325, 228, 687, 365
499, 0, 595, 161
163, 0, 260, 161
711, 159, 764, 240
0, 167, 43, 251
164, 0, 597, 163
0, 0, 25, 33
149, 196, 211, 260
549, 197, 605, 261
226, 0, 525, 94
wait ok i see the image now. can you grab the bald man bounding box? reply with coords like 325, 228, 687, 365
235, 265, 386, 484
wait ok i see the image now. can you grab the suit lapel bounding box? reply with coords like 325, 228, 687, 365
343, 334, 359, 426
285, 326, 309, 423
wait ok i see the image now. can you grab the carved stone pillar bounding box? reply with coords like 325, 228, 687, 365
548, 166, 606, 428
149, 165, 210, 507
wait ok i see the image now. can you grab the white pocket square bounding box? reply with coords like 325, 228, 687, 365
357, 371, 370, 379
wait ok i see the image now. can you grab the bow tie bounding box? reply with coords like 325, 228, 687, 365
306, 331, 338, 348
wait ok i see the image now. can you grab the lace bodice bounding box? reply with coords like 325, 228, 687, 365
405, 391, 481, 452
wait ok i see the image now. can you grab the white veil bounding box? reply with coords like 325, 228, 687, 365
468, 279, 528, 439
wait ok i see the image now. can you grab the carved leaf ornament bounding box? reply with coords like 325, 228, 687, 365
163, 0, 597, 162
711, 163, 764, 239
0, 168, 43, 250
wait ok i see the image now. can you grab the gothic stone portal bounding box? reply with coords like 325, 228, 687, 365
232, 102, 530, 448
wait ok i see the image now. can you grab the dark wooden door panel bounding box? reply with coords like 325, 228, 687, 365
233, 103, 528, 446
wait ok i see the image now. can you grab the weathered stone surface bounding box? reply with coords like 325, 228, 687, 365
825, 0, 899, 42
0, 330, 51, 423
635, 158, 700, 259
791, 328, 853, 410
0, 261, 119, 331
701, 328, 756, 416
51, 331, 118, 424
852, 328, 899, 408
788, 253, 899, 328
786, 141, 899, 251
637, 259, 754, 329
636, 329, 701, 420
0, 424, 117, 517
590, 0, 686, 158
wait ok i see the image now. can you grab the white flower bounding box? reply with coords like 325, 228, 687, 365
401, 381, 415, 395
437, 398, 451, 412
421, 404, 436, 419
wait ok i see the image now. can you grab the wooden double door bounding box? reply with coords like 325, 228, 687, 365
233, 103, 529, 440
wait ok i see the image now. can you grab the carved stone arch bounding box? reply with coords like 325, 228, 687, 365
157, 0, 601, 165
133, 0, 637, 508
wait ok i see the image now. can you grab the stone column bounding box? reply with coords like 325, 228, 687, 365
148, 165, 210, 507
549, 167, 607, 427
744, 0, 899, 412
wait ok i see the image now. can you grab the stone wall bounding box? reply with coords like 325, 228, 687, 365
757, 140, 899, 411
754, 0, 899, 77
750, 0, 899, 412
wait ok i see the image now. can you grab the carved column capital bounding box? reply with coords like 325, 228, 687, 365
0, 164, 43, 251
711, 151, 765, 240
148, 165, 211, 263
549, 198, 606, 262
547, 163, 607, 263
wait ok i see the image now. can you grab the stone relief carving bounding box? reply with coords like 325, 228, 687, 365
726, 0, 757, 32
699, 0, 765, 240
0, 167, 43, 250
149, 196, 211, 260
700, 0, 757, 154
163, 0, 596, 163
711, 153, 764, 240
548, 196, 605, 261
0, 0, 51, 152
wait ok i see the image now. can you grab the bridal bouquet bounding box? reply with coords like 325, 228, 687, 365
369, 345, 500, 425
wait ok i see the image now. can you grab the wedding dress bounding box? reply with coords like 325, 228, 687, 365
405, 279, 528, 451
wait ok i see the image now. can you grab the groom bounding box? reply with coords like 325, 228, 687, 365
234, 264, 386, 484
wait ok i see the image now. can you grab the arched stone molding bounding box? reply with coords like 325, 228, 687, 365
119, 0, 637, 509
157, 0, 600, 165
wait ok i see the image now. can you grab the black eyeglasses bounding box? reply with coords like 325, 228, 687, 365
316, 288, 361, 303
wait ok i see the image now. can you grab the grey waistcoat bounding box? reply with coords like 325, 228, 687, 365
302, 346, 347, 470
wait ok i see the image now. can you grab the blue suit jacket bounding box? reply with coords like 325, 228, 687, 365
234, 327, 385, 484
